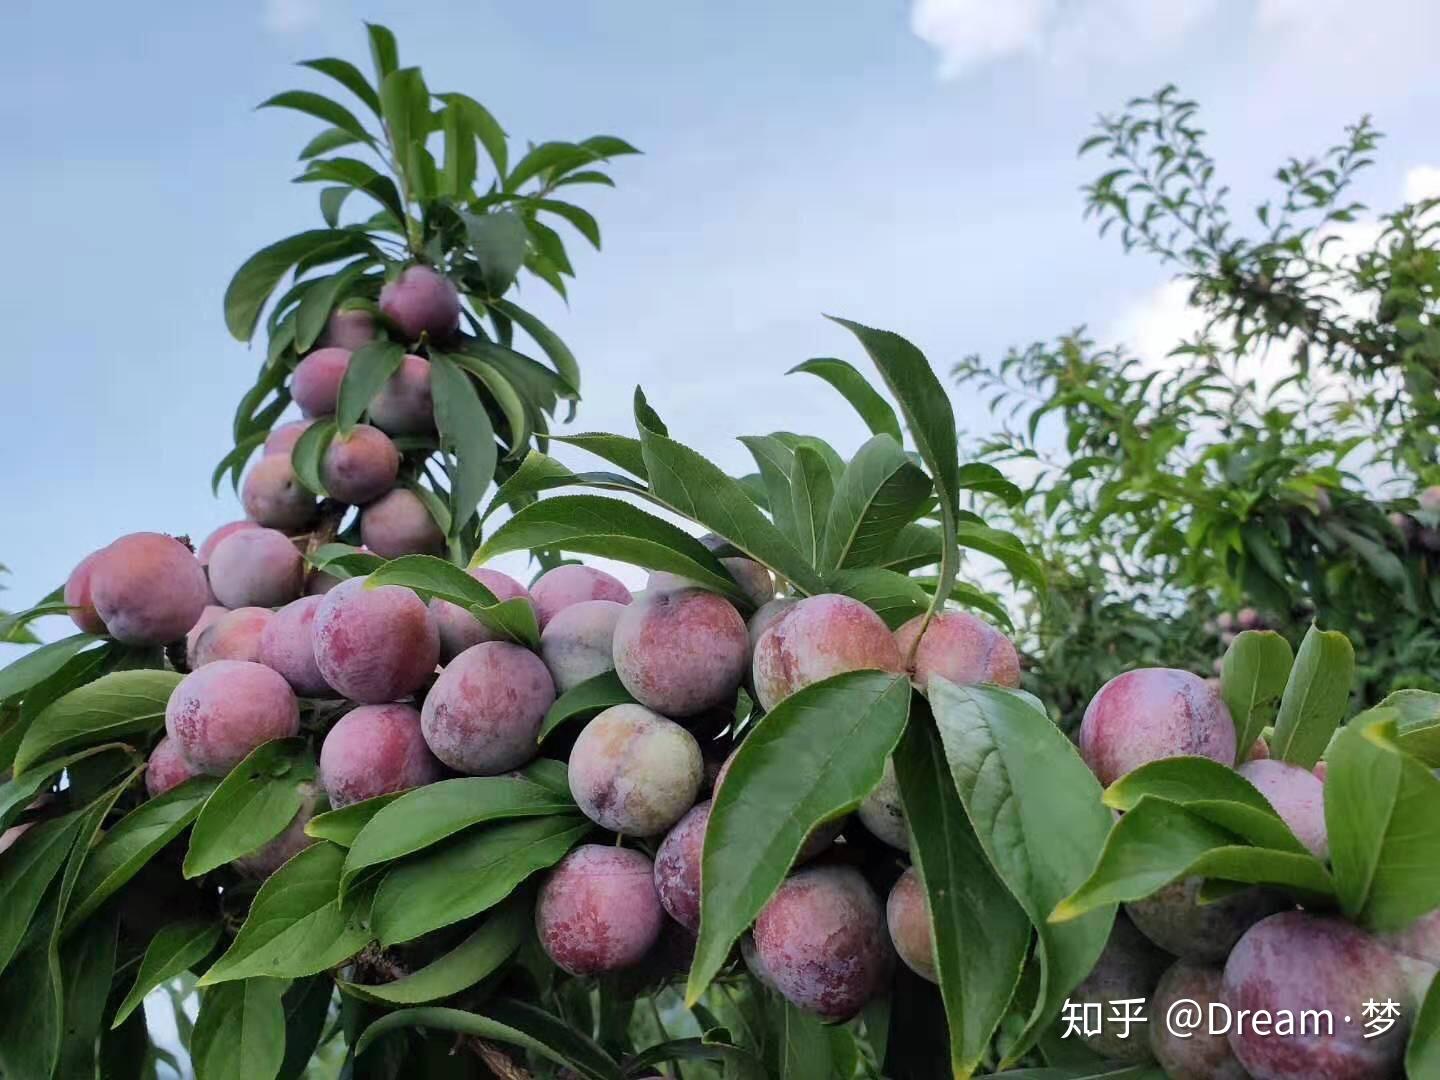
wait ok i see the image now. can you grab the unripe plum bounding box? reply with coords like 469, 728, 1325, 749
368, 353, 434, 435
886, 866, 935, 983
90, 533, 210, 646
893, 610, 1020, 691
613, 588, 748, 716
380, 265, 461, 342
653, 800, 709, 931
1066, 915, 1172, 1062
263, 421, 313, 458
146, 736, 201, 797
751, 593, 903, 711
258, 595, 331, 697
1238, 758, 1328, 859
208, 527, 304, 609
858, 757, 908, 850
1124, 876, 1287, 963
536, 844, 663, 975
319, 703, 444, 808
242, 455, 318, 531
233, 781, 321, 879
319, 308, 375, 351
165, 660, 300, 775
196, 520, 261, 564
321, 423, 400, 505
313, 577, 439, 704
568, 704, 703, 836
291, 347, 351, 417
539, 599, 624, 693
752, 865, 892, 1021
1223, 912, 1434, 1079
1079, 668, 1236, 786
1149, 961, 1248, 1080
421, 641, 554, 774
430, 567, 529, 662
529, 564, 633, 629
64, 547, 108, 634
191, 606, 273, 667
360, 488, 445, 558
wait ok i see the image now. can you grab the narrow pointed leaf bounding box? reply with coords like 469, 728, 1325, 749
788, 358, 902, 443
112, 919, 223, 1029
1271, 624, 1354, 769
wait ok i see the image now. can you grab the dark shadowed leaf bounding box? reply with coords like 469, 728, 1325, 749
430, 352, 497, 539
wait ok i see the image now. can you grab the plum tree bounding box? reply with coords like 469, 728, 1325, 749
886, 866, 935, 983
88, 533, 210, 646
360, 487, 446, 558
1065, 914, 1172, 1062
257, 595, 332, 697
191, 606, 273, 667
165, 660, 300, 775
612, 587, 748, 716
536, 844, 663, 975
290, 346, 351, 417
567, 704, 702, 836
751, 593, 903, 711
1223, 912, 1435, 1079
538, 598, 624, 692
368, 354, 434, 434
653, 800, 709, 932
241, 455, 318, 531
529, 564, 633, 629
751, 864, 892, 1021
430, 567, 529, 662
1124, 876, 1287, 963
320, 424, 400, 505
319, 703, 444, 807
420, 641, 554, 774
892, 610, 1020, 691
1079, 667, 1236, 785
312, 577, 439, 703
1149, 961, 1248, 1080
379, 264, 460, 342
207, 527, 305, 609
145, 735, 200, 797
1237, 758, 1329, 859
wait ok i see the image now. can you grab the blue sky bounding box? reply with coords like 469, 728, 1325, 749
5, 0, 1439, 649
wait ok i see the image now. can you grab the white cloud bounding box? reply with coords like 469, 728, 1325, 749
1405, 165, 1440, 204
910, 0, 1217, 79
261, 0, 325, 35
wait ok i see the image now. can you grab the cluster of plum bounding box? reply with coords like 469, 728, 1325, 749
242, 262, 466, 561
59, 508, 1026, 1021
1075, 666, 1434, 1078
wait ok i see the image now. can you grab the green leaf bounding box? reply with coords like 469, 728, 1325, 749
293, 259, 374, 352
356, 1000, 624, 1080
480, 450, 576, 524
490, 299, 580, 396
0, 811, 92, 978
527, 198, 601, 249
439, 93, 508, 180
928, 679, 1115, 1064
299, 57, 381, 117
1052, 796, 1334, 920
687, 671, 911, 1004
505, 141, 600, 192
276, 975, 333, 1080
1384, 689, 1440, 766
304, 791, 403, 847
184, 738, 317, 878
339, 893, 527, 1004
366, 555, 540, 648
829, 319, 961, 619
1408, 974, 1440, 1080
475, 495, 745, 601
1327, 716, 1440, 931
464, 210, 529, 296
825, 568, 929, 630
1220, 630, 1294, 762
768, 992, 834, 1080
365, 22, 399, 81
335, 339, 406, 435
378, 67, 429, 161
225, 229, 354, 342
307, 543, 384, 580
297, 157, 406, 222
0, 633, 100, 703
288, 416, 336, 497
261, 89, 373, 144
13, 668, 178, 775
789, 445, 836, 565
191, 977, 289, 1080
112, 918, 223, 1028
430, 352, 498, 539
1271, 623, 1355, 769
540, 670, 637, 742
821, 435, 933, 572
56, 911, 119, 1080
342, 775, 574, 894
788, 358, 903, 443
299, 127, 361, 160
739, 434, 801, 541
894, 705, 1029, 1077
201, 842, 370, 984
953, 523, 1048, 595
372, 814, 590, 945
1, 742, 132, 830
623, 1032, 763, 1078
66, 776, 217, 927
